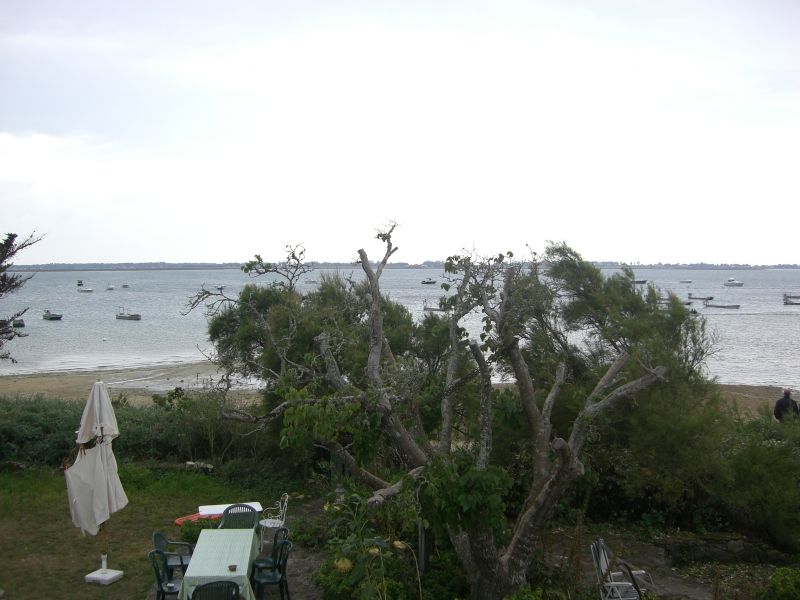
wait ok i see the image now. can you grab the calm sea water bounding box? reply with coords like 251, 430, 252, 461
1, 267, 799, 387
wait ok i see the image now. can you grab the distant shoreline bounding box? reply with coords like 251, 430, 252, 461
10, 262, 800, 272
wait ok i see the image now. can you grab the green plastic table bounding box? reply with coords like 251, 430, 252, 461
178, 528, 260, 600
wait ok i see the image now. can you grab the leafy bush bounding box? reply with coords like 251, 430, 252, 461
760, 567, 800, 600
178, 518, 218, 545
711, 418, 800, 550
0, 393, 303, 470
0, 396, 84, 466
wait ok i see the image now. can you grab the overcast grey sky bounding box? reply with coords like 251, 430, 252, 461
2, 1, 799, 265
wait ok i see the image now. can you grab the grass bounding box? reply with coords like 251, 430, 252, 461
0, 464, 303, 600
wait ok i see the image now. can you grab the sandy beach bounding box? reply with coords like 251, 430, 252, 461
0, 361, 255, 405
0, 362, 785, 414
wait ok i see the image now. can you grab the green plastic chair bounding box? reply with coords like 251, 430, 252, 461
153, 531, 193, 577
218, 503, 259, 529
148, 549, 182, 600
253, 526, 289, 573
252, 540, 293, 600
191, 580, 239, 599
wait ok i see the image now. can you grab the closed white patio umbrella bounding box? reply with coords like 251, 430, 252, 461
64, 381, 128, 584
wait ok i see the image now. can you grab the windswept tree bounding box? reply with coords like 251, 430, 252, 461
193, 226, 711, 599
0, 233, 41, 362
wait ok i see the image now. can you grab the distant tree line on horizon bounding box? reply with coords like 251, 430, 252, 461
9, 260, 800, 272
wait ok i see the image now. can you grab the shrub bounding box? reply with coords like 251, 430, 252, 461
761, 567, 800, 600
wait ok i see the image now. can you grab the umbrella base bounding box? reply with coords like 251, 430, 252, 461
85, 568, 123, 585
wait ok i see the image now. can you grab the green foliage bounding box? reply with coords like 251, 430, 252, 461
761, 567, 800, 600
503, 586, 543, 600
0, 393, 295, 472
418, 547, 470, 599
314, 493, 421, 600
711, 417, 800, 550
421, 456, 512, 534
178, 518, 218, 545
584, 378, 730, 525
0, 396, 84, 466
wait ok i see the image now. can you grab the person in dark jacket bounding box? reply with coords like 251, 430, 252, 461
774, 388, 798, 422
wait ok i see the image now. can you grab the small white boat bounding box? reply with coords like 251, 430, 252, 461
43, 309, 63, 320
723, 278, 744, 287
78, 287, 94, 293
107, 284, 115, 290
703, 300, 740, 309
116, 308, 141, 320
421, 277, 437, 285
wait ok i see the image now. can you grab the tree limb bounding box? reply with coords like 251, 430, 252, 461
366, 465, 425, 509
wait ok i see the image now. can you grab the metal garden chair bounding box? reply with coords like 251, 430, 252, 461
590, 537, 653, 600
259, 493, 289, 551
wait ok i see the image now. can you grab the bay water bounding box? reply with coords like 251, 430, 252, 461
1, 266, 798, 387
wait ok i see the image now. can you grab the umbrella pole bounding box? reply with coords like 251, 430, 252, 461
99, 522, 108, 571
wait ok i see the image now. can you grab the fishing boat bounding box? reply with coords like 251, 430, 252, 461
43, 309, 63, 320
116, 308, 141, 320
421, 277, 437, 285
688, 293, 714, 301
723, 277, 744, 287
703, 300, 740, 309
122, 283, 130, 288
422, 299, 446, 312
77, 279, 83, 287
783, 294, 800, 306
784, 293, 800, 300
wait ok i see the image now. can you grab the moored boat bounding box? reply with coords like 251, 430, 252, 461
703, 300, 740, 309
688, 293, 714, 301
116, 308, 141, 320
421, 277, 437, 285
723, 277, 744, 287
679, 279, 692, 283
783, 294, 800, 306
422, 299, 446, 312
12, 318, 24, 327
78, 287, 94, 293
43, 309, 63, 320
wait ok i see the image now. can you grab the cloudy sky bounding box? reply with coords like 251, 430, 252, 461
2, 1, 799, 265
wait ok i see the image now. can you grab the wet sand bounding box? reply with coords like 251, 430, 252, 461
0, 362, 784, 413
